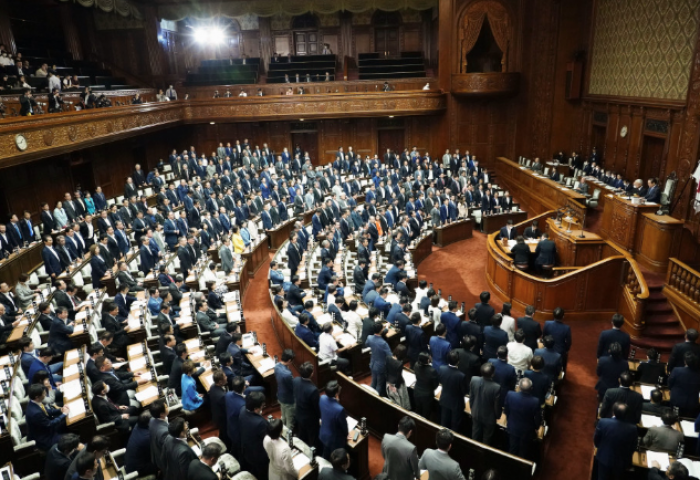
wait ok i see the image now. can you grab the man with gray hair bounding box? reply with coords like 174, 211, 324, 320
504, 377, 541, 459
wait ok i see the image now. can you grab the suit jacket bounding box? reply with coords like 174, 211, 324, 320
45, 443, 76, 480
149, 417, 170, 470
599, 387, 643, 424
499, 226, 517, 240
597, 329, 631, 358
418, 449, 465, 480
595, 356, 629, 397
43, 246, 63, 277
668, 366, 700, 410
91, 395, 130, 431
320, 396, 348, 453
643, 425, 684, 452
163, 436, 198, 480
469, 376, 501, 425
26, 400, 66, 451
534, 239, 556, 265
668, 341, 700, 371
381, 432, 420, 480
208, 385, 228, 433
594, 418, 638, 470
48, 317, 74, 355
504, 390, 541, 438
99, 370, 137, 406
439, 365, 466, 412
515, 317, 541, 352
187, 460, 218, 480
225, 392, 246, 453
318, 468, 356, 480
239, 408, 270, 477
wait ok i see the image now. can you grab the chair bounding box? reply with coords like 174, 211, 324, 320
564, 177, 574, 187
586, 188, 602, 208
514, 262, 529, 271
543, 167, 550, 176
525, 159, 532, 168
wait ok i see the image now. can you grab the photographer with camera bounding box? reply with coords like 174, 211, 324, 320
80, 86, 96, 109
19, 88, 38, 116
48, 88, 64, 113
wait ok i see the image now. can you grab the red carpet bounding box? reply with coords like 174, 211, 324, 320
211, 236, 604, 480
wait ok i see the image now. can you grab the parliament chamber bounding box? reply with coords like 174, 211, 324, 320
2, 1, 700, 480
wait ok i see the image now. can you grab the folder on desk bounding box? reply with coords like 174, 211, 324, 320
65, 399, 86, 420
646, 451, 670, 470
347, 416, 358, 432
681, 420, 699, 437
640, 414, 664, 428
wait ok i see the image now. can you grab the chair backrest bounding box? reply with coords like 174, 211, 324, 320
592, 188, 602, 200
525, 159, 532, 167
565, 177, 574, 187
573, 181, 580, 190
10, 420, 22, 446
543, 167, 550, 176
29, 328, 42, 349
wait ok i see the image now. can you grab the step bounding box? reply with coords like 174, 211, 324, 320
642, 324, 685, 337
643, 313, 680, 326
647, 290, 668, 302
632, 337, 680, 352
645, 302, 673, 315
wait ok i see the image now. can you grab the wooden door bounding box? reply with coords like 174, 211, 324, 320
375, 28, 399, 55
592, 125, 606, 162
641, 135, 665, 182
292, 132, 319, 165
295, 31, 319, 56
378, 129, 405, 156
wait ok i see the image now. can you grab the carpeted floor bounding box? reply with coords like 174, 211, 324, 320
208, 234, 605, 480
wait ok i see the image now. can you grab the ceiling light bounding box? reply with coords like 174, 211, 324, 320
389, 115, 394, 118
210, 121, 215, 125
300, 118, 304, 121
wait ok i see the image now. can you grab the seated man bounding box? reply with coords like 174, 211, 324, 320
26, 384, 69, 451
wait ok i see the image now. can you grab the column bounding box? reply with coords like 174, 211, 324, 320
59, 3, 83, 61
0, 0, 16, 54
142, 5, 165, 79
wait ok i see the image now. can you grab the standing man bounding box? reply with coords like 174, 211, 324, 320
503, 378, 541, 459
594, 403, 638, 480
275, 349, 296, 430
381, 416, 420, 480
319, 380, 348, 460
366, 322, 393, 397
418, 429, 466, 480
469, 363, 501, 446
293, 362, 321, 449
543, 307, 572, 371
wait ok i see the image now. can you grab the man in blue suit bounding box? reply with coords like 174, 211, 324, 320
317, 259, 334, 292
534, 336, 563, 382
372, 288, 392, 316
238, 391, 269, 480
27, 347, 61, 390
176, 211, 189, 239
225, 376, 248, 458
440, 301, 462, 348
645, 178, 661, 203
139, 237, 156, 274
488, 346, 517, 410
319, 380, 348, 460
42, 235, 64, 278
384, 260, 404, 288
543, 307, 572, 370
312, 211, 323, 238
26, 384, 68, 451
48, 307, 74, 356
504, 378, 541, 459
594, 403, 638, 480
90, 246, 109, 289
439, 198, 449, 224
597, 314, 630, 358
668, 351, 700, 417
261, 205, 273, 230
429, 324, 452, 370
366, 323, 392, 397
163, 212, 179, 249
439, 351, 467, 431
114, 223, 130, 257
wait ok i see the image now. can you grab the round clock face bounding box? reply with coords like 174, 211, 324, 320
15, 134, 27, 151
620, 125, 628, 138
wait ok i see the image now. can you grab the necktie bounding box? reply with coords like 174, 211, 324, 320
40, 403, 48, 415
376, 221, 383, 237
14, 224, 21, 240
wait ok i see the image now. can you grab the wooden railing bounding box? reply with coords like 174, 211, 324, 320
662, 258, 700, 332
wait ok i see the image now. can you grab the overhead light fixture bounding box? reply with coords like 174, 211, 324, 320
210, 121, 215, 125
389, 116, 394, 118
193, 26, 226, 45
300, 118, 304, 121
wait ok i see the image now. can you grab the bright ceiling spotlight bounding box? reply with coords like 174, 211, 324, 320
193, 25, 226, 44
210, 27, 225, 44
193, 27, 208, 44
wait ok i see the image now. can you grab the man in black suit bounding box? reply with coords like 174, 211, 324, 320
239, 391, 270, 479
534, 233, 556, 270
668, 352, 700, 418
474, 291, 496, 330
517, 305, 542, 352
596, 314, 630, 358
504, 378, 541, 459
469, 362, 502, 446
148, 399, 170, 472
95, 355, 145, 411
594, 403, 638, 480
187, 443, 222, 480
523, 221, 542, 239
163, 417, 198, 480
439, 350, 466, 432
353, 259, 368, 294
294, 362, 321, 449
91, 380, 135, 433
44, 433, 81, 480
208, 370, 230, 448
668, 329, 700, 371
498, 220, 517, 241
177, 236, 196, 279
453, 335, 482, 393
599, 371, 643, 424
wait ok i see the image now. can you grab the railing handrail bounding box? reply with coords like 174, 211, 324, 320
605, 241, 650, 300
668, 257, 700, 283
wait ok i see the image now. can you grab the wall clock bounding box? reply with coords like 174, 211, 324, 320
15, 134, 27, 151
619, 125, 628, 138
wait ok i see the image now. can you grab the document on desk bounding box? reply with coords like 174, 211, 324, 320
678, 459, 700, 478
129, 357, 147, 371
641, 414, 664, 428
128, 344, 144, 357
258, 357, 275, 373
61, 379, 82, 400
640, 385, 655, 400
248, 345, 263, 357
242, 334, 255, 348
402, 370, 417, 388
337, 333, 357, 347
66, 399, 86, 420
292, 452, 311, 471
434, 385, 442, 398
347, 416, 358, 432
227, 310, 242, 322
66, 349, 80, 361
63, 363, 80, 378
681, 420, 699, 437
646, 451, 670, 470
134, 385, 159, 403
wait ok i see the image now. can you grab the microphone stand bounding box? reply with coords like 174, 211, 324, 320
578, 211, 586, 239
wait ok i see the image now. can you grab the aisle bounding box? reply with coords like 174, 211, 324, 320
415, 232, 603, 480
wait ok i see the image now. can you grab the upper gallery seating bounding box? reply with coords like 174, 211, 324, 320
185, 58, 261, 86
267, 54, 336, 83
358, 52, 426, 80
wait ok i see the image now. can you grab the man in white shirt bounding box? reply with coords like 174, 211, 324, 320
507, 329, 533, 374
48, 72, 61, 92
318, 322, 350, 374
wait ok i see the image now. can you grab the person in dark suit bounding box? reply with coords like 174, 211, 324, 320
89, 244, 109, 289
295, 313, 318, 349
188, 443, 222, 480
637, 348, 667, 385
647, 462, 690, 480
470, 362, 502, 446
414, 352, 439, 420
439, 351, 467, 432
42, 235, 64, 278
124, 411, 156, 476
91, 380, 135, 433
642, 389, 669, 416
524, 356, 553, 405
353, 260, 368, 294
139, 237, 157, 274
543, 307, 572, 370
26, 384, 69, 451
668, 352, 700, 418
488, 346, 517, 410
474, 291, 496, 330
668, 329, 700, 371
645, 178, 661, 203
320, 380, 349, 460
163, 417, 198, 480
45, 433, 81, 480
149, 399, 170, 472
499, 220, 518, 240
599, 371, 643, 424
177, 237, 196, 279
48, 307, 74, 356
293, 361, 321, 449
504, 378, 542, 459
510, 236, 531, 266
239, 391, 270, 480
453, 335, 482, 393
483, 314, 509, 360
224, 376, 247, 459
516, 306, 542, 352
95, 355, 143, 408
597, 314, 630, 358
366, 321, 393, 397
594, 403, 638, 480
208, 370, 230, 448
101, 301, 129, 355
319, 448, 355, 480
405, 313, 428, 368
523, 221, 542, 239
595, 342, 629, 401
534, 233, 556, 270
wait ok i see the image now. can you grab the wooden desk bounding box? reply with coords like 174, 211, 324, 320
493, 157, 587, 215
242, 236, 269, 277
336, 373, 535, 478
545, 218, 607, 267
408, 231, 433, 266
268, 220, 295, 251
434, 219, 473, 247
0, 242, 43, 290
634, 213, 683, 274
481, 211, 528, 235
600, 194, 659, 253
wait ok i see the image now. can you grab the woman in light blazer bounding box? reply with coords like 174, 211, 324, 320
14, 273, 36, 310
53, 201, 68, 229
263, 418, 298, 480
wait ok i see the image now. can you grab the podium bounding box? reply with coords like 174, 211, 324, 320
600, 194, 658, 252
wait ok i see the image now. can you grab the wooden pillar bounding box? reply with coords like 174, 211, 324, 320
142, 5, 165, 81
437, 0, 451, 92
259, 17, 272, 73
0, 0, 16, 55
59, 4, 83, 61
